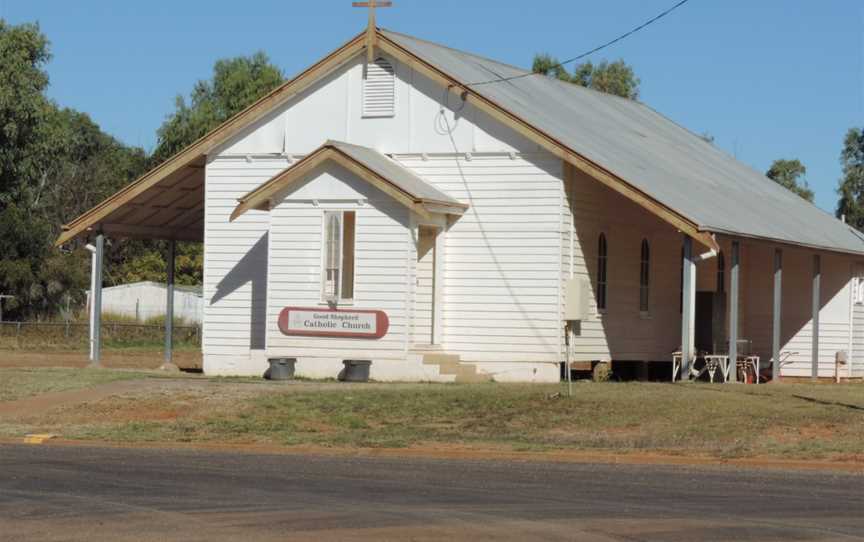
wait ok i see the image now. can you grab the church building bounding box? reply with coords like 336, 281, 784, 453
56, 23, 864, 382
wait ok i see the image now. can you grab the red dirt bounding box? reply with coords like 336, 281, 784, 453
0, 380, 154, 418
9, 438, 862, 474
0, 350, 201, 370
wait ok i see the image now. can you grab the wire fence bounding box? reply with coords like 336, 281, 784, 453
0, 321, 201, 351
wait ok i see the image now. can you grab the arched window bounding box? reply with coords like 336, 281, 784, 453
597, 234, 608, 311
363, 57, 396, 118
639, 239, 650, 313
717, 251, 725, 293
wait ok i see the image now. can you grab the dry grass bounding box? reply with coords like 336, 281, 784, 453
0, 368, 152, 402
2, 375, 862, 461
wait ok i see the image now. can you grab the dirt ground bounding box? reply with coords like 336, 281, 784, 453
0, 349, 202, 370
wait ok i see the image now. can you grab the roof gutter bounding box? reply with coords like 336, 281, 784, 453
706, 228, 864, 258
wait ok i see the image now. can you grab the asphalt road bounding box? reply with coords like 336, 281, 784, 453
0, 444, 862, 541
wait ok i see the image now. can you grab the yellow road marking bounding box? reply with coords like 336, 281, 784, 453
23, 434, 58, 444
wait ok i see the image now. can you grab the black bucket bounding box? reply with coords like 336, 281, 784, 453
340, 360, 372, 382
265, 357, 296, 381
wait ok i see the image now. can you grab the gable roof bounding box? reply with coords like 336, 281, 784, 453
54, 31, 368, 247
230, 140, 467, 221
57, 27, 864, 256
377, 29, 864, 256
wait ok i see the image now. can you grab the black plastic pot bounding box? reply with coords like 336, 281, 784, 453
266, 357, 296, 381
340, 359, 371, 382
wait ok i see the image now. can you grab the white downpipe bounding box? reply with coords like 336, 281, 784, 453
85, 244, 97, 361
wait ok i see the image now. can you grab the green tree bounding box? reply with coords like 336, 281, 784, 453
115, 52, 286, 289
532, 54, 640, 99
837, 127, 864, 229
150, 52, 284, 166
0, 20, 50, 203
0, 20, 147, 319
766, 159, 814, 203
111, 242, 202, 287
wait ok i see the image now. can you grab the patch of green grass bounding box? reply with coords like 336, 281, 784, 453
0, 368, 153, 402
9, 380, 864, 460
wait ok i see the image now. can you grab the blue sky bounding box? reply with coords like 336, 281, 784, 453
2, 0, 862, 212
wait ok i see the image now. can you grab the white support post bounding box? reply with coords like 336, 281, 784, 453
728, 241, 740, 383
680, 236, 696, 380
811, 254, 820, 381
90, 234, 104, 367
85, 245, 97, 361
772, 248, 783, 382
161, 240, 179, 372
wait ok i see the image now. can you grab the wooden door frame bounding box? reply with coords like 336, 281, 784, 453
415, 218, 445, 346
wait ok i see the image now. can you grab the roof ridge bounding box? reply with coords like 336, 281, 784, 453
379, 28, 530, 76
381, 27, 642, 103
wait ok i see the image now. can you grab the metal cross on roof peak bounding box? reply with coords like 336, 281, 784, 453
352, 1, 392, 62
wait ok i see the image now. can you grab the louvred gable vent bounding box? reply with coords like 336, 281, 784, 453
363, 58, 396, 118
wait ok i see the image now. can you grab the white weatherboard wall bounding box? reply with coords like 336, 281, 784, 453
853, 299, 864, 378
739, 246, 854, 378
203, 156, 282, 376
565, 165, 686, 362
263, 162, 441, 381
395, 153, 565, 380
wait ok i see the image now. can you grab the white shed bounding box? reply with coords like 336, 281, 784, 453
87, 281, 203, 324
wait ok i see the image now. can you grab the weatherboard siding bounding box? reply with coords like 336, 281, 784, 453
264, 162, 412, 361
853, 303, 864, 377
203, 156, 286, 374
394, 153, 564, 364
565, 165, 687, 362
739, 246, 853, 378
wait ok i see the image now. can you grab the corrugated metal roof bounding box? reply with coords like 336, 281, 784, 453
381, 29, 864, 256
328, 140, 463, 206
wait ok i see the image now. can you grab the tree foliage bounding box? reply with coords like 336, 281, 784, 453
0, 20, 50, 203
532, 54, 640, 99
0, 20, 146, 320
150, 52, 283, 167
113, 52, 285, 288
766, 159, 814, 203
836, 127, 864, 229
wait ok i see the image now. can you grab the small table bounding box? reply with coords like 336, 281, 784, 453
673, 351, 720, 382
736, 356, 760, 384
702, 355, 730, 383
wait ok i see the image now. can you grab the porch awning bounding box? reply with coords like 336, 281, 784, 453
56, 158, 205, 245
230, 140, 468, 221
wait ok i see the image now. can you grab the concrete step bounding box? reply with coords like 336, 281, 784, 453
416, 351, 491, 383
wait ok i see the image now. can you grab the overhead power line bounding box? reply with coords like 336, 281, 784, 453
466, 0, 694, 87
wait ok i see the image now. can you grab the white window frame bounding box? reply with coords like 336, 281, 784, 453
854, 276, 864, 306
320, 210, 356, 305
639, 238, 650, 317
596, 233, 608, 314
